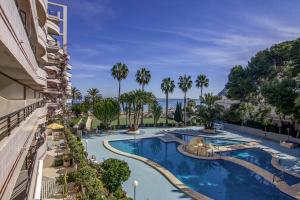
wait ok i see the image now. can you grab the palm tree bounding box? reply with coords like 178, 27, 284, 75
198, 93, 222, 129
150, 102, 162, 126
178, 75, 193, 126
135, 68, 151, 125
196, 74, 209, 99
71, 87, 81, 105
111, 62, 129, 126
123, 90, 155, 130
87, 88, 100, 110
161, 77, 175, 125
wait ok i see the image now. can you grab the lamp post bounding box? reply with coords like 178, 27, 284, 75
132, 180, 139, 200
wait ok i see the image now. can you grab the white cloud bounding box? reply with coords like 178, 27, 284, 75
72, 74, 96, 79
246, 15, 300, 39
71, 63, 112, 71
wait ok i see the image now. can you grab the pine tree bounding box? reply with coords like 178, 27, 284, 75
174, 102, 183, 123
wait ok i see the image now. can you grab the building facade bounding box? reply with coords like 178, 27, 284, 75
0, 0, 71, 199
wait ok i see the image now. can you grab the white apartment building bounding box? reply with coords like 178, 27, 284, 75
0, 0, 71, 199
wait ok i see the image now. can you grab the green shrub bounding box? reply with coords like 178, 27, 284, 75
76, 166, 105, 200
54, 155, 63, 167
56, 171, 78, 185
100, 158, 131, 194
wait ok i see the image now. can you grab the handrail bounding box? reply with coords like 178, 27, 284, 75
0, 100, 45, 141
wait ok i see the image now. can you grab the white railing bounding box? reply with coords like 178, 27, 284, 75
41, 179, 56, 199
33, 160, 43, 200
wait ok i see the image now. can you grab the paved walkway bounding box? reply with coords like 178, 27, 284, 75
82, 127, 300, 199
86, 115, 93, 131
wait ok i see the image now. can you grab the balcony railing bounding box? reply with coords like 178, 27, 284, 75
0, 101, 45, 141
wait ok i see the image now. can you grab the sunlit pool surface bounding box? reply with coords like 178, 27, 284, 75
219, 148, 300, 185
173, 133, 245, 146
110, 138, 294, 200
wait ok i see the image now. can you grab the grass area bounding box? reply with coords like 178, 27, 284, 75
91, 116, 176, 129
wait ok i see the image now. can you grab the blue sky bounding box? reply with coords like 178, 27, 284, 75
53, 0, 300, 98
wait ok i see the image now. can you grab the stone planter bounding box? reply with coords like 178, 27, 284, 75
63, 159, 71, 167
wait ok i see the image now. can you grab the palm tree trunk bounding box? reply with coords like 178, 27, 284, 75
141, 85, 144, 126
92, 97, 95, 111
184, 92, 186, 126
200, 87, 203, 100
128, 106, 132, 127
166, 93, 168, 125
118, 80, 121, 126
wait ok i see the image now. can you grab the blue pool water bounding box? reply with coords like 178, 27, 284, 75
110, 138, 294, 200
173, 133, 244, 146
219, 148, 300, 186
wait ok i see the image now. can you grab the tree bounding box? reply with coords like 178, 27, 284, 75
186, 99, 196, 116
174, 102, 183, 124
178, 75, 193, 126
261, 79, 297, 116
161, 77, 175, 124
150, 102, 162, 126
197, 93, 222, 129
239, 102, 255, 126
100, 158, 131, 194
121, 90, 155, 130
195, 74, 209, 99
111, 62, 129, 126
135, 68, 151, 125
87, 88, 101, 110
71, 87, 81, 105
71, 104, 82, 117
226, 65, 256, 101
93, 98, 120, 130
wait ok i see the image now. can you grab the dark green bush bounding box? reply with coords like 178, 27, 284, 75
54, 155, 63, 167
100, 158, 131, 194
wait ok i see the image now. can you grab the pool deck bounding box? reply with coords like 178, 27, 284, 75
82, 127, 300, 200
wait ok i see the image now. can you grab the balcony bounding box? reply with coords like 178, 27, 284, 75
64, 71, 72, 78
66, 64, 72, 70
36, 67, 47, 87
36, 0, 47, 26
0, 101, 46, 199
48, 10, 60, 24
37, 26, 47, 57
47, 40, 60, 53
47, 20, 60, 35
44, 88, 62, 95
63, 75, 70, 81
0, 0, 44, 90
40, 54, 48, 64
47, 78, 61, 85
47, 102, 58, 108
45, 65, 60, 73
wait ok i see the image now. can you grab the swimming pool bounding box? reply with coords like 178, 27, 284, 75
172, 133, 245, 146
110, 138, 294, 200
219, 148, 300, 185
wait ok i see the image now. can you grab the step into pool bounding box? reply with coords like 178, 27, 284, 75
110, 138, 294, 200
